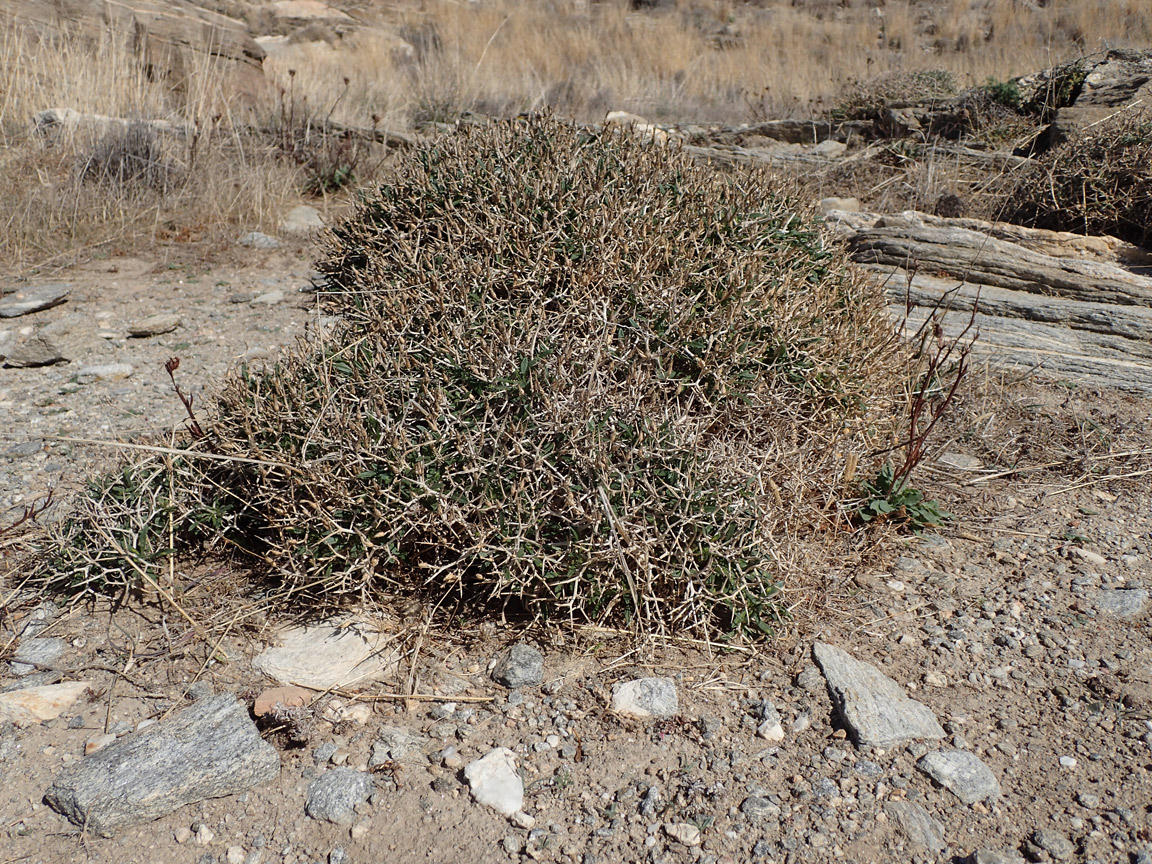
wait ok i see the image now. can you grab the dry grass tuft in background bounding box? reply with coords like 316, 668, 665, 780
3, 0, 1150, 267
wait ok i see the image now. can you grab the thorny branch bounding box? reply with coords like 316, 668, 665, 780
165, 357, 204, 439
0, 490, 55, 543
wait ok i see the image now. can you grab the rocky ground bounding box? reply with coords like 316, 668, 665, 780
2, 231, 1151, 864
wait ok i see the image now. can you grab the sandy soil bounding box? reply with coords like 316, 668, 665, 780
1, 241, 1150, 864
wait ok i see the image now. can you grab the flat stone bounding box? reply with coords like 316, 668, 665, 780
917, 750, 1000, 804
741, 796, 781, 820
0, 284, 70, 317
611, 677, 678, 718
812, 139, 847, 158
971, 851, 1026, 864
39, 312, 107, 359
128, 313, 181, 338
5, 439, 43, 458
76, 363, 134, 383
11, 636, 67, 675
819, 196, 861, 215
43, 693, 280, 835
252, 685, 312, 717
813, 642, 945, 747
305, 768, 373, 825
492, 644, 544, 688
464, 748, 523, 815
249, 290, 284, 306
938, 452, 983, 470
237, 231, 280, 249
664, 822, 702, 846
279, 204, 326, 236
252, 617, 399, 689
0, 680, 90, 727
3, 334, 67, 367
0, 669, 62, 692
1071, 546, 1108, 567
1095, 588, 1148, 619
884, 800, 946, 853
1032, 828, 1075, 861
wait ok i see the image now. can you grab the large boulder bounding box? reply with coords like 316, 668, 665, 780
1022, 50, 1152, 149
828, 208, 1152, 393
4, 0, 265, 92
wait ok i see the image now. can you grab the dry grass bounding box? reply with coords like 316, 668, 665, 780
3, 0, 1149, 267
0, 22, 306, 269
265, 0, 1152, 128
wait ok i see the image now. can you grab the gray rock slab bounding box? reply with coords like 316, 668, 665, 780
611, 677, 678, 718
3, 334, 66, 367
813, 642, 945, 747
238, 231, 280, 249
884, 800, 946, 853
0, 284, 70, 317
1095, 588, 1148, 619
40, 312, 108, 359
493, 643, 544, 688
252, 616, 399, 689
1032, 829, 1075, 861
250, 290, 284, 306
11, 636, 67, 675
305, 768, 373, 825
128, 313, 181, 337
917, 750, 1000, 804
5, 439, 43, 458
279, 204, 325, 236
76, 363, 134, 383
43, 693, 280, 835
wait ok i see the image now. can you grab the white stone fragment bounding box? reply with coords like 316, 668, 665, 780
464, 748, 523, 816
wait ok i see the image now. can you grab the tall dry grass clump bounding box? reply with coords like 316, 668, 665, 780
44, 116, 907, 641
264, 0, 1152, 129
0, 21, 306, 268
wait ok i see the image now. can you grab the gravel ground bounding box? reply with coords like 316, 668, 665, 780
1, 246, 1150, 864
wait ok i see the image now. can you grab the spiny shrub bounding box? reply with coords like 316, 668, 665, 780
1020, 58, 1087, 122
828, 70, 958, 122
45, 115, 905, 640
979, 76, 1021, 111
1000, 109, 1152, 247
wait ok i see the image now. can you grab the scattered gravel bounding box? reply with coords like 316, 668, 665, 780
2, 249, 1150, 864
